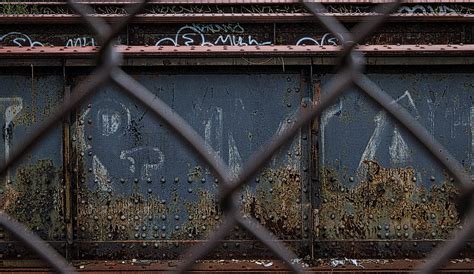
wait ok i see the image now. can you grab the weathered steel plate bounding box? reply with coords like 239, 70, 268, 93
0, 68, 65, 258
316, 72, 473, 258
73, 69, 310, 259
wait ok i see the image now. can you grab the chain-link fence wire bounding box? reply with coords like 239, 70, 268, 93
0, 0, 473, 273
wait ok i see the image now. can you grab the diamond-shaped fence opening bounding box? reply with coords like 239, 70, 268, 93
0, 1, 472, 273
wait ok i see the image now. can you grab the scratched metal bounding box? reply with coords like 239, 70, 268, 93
72, 70, 309, 259
316, 72, 473, 256
0, 68, 66, 256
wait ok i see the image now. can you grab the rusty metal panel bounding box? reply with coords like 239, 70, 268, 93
0, 68, 66, 258
316, 72, 473, 258
72, 69, 311, 259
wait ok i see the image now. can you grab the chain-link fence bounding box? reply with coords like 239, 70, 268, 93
0, 0, 472, 273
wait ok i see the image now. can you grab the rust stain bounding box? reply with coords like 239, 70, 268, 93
180, 190, 221, 239
316, 161, 460, 240
242, 166, 302, 237
0, 160, 65, 240
77, 191, 170, 241
187, 166, 203, 182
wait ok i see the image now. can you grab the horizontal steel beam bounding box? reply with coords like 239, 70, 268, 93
0, 56, 472, 67
0, 13, 472, 24
0, 259, 474, 272
0, 44, 471, 57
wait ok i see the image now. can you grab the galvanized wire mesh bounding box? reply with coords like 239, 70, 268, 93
0, 0, 472, 273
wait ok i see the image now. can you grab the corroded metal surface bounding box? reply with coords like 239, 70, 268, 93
72, 72, 309, 258
0, 0, 472, 273
317, 73, 473, 258
0, 69, 65, 243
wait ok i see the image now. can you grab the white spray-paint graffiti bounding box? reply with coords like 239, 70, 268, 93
228, 133, 242, 178
92, 155, 111, 192
273, 109, 302, 170
97, 103, 131, 137
191, 23, 245, 34
0, 98, 23, 184
204, 107, 223, 159
0, 25, 342, 48
1, 97, 23, 162
398, 5, 458, 15
357, 111, 388, 178
0, 32, 43, 47
65, 37, 96, 47
296, 33, 340, 46
155, 25, 272, 46
356, 90, 418, 178
320, 100, 343, 166
389, 127, 411, 165
119, 146, 165, 179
